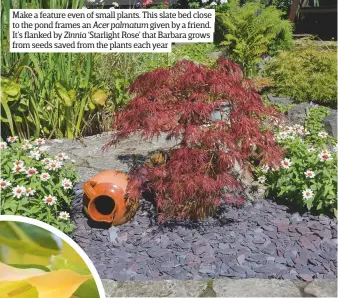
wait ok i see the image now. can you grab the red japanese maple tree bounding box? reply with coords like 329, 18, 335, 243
107, 59, 283, 220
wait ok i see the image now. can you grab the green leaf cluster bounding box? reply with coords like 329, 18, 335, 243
216, 0, 293, 74
262, 38, 337, 105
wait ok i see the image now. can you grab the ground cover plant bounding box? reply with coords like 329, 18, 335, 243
256, 106, 338, 216
261, 38, 337, 106
215, 0, 293, 75
107, 58, 284, 221
0, 137, 77, 233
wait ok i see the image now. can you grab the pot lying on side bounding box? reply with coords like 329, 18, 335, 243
83, 170, 138, 225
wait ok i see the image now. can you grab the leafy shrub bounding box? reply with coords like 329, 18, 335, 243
0, 137, 77, 233
108, 59, 283, 221
257, 106, 337, 216
262, 39, 337, 106
216, 0, 293, 74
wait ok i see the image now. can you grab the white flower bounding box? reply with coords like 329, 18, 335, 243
29, 151, 41, 160
12, 165, 26, 173
318, 131, 328, 138
261, 164, 269, 173
7, 136, 18, 143
33, 138, 45, 145
55, 153, 69, 161
287, 134, 295, 140
13, 160, 24, 167
293, 124, 303, 130
302, 189, 314, 199
210, 1, 217, 5
112, 1, 119, 7
0, 179, 11, 189
271, 165, 280, 171
258, 176, 266, 184
61, 178, 73, 190
42, 158, 52, 164
0, 142, 8, 149
24, 187, 35, 197
202, 0, 208, 3
26, 167, 38, 177
283, 126, 293, 133
304, 170, 315, 179
307, 146, 316, 153
46, 160, 62, 171
220, 0, 228, 3
40, 172, 51, 181
58, 211, 70, 220
22, 143, 33, 150
43, 195, 57, 206
13, 186, 26, 198
298, 128, 310, 136
81, 6, 88, 9
281, 158, 292, 169
318, 150, 333, 162
278, 131, 288, 140
23, 139, 30, 144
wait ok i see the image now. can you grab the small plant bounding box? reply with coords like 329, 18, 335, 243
256, 106, 337, 216
108, 59, 283, 221
0, 137, 78, 233
216, 0, 293, 74
262, 38, 337, 106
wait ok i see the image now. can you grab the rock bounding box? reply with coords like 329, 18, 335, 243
303, 279, 338, 298
268, 94, 294, 106
108, 226, 119, 243
287, 103, 312, 125
323, 110, 337, 137
213, 279, 303, 297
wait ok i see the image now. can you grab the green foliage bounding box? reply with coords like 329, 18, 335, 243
0, 138, 77, 233
1, 0, 107, 140
262, 39, 337, 105
216, 0, 293, 74
257, 107, 338, 216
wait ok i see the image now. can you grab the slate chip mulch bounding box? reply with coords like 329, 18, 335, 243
71, 183, 337, 282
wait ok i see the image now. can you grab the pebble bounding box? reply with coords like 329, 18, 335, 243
71, 183, 337, 281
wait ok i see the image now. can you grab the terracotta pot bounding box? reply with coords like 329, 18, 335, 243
83, 170, 138, 225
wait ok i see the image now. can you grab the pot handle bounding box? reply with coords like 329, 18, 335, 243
84, 180, 98, 200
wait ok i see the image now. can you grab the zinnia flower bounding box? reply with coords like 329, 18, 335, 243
13, 160, 24, 167
26, 167, 38, 177
34, 138, 46, 145
0, 142, 8, 149
7, 136, 18, 143
12, 165, 26, 173
47, 160, 62, 171
0, 179, 11, 189
307, 146, 316, 153
302, 189, 314, 199
13, 186, 26, 198
258, 176, 266, 184
318, 131, 328, 138
40, 173, 51, 181
59, 211, 70, 220
261, 164, 269, 173
318, 150, 332, 162
61, 178, 73, 190
24, 187, 36, 197
29, 151, 41, 160
22, 143, 33, 150
43, 195, 57, 206
304, 170, 315, 179
55, 153, 69, 161
281, 158, 292, 169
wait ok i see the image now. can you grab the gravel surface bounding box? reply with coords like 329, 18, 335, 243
71, 183, 337, 282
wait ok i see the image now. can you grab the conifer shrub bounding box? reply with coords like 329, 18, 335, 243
108, 59, 284, 221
